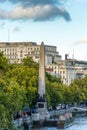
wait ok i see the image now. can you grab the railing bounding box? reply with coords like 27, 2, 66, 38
13, 116, 32, 128
49, 108, 73, 117
13, 106, 87, 128
71, 107, 87, 111
49, 106, 87, 117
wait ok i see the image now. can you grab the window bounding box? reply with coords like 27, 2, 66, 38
20, 50, 23, 53
60, 71, 62, 74
35, 56, 39, 59
63, 76, 65, 79
63, 71, 65, 74
20, 54, 23, 57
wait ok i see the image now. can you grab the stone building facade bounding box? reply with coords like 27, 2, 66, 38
0, 42, 87, 85
0, 42, 60, 65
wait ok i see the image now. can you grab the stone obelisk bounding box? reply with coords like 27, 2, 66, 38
37, 42, 50, 120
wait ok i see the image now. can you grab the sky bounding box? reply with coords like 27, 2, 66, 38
0, 0, 87, 61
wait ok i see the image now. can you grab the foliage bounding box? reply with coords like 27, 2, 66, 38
0, 52, 9, 72
46, 73, 63, 107
0, 78, 25, 129
0, 54, 87, 129
22, 57, 39, 69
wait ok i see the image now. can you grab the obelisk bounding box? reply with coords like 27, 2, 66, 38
37, 42, 50, 120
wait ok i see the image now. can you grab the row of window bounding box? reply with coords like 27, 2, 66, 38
0, 47, 56, 52
45, 47, 56, 52
0, 47, 40, 52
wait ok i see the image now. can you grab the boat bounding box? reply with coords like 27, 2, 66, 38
57, 112, 74, 129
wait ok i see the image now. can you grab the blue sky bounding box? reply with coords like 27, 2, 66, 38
0, 0, 87, 61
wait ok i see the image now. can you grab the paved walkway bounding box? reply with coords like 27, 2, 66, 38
14, 106, 87, 129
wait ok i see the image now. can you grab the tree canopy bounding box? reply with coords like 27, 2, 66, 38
0, 54, 87, 129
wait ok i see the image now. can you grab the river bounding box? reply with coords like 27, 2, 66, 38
31, 117, 87, 130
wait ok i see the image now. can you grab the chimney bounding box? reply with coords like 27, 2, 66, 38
65, 54, 68, 60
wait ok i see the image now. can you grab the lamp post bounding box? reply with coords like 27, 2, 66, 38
74, 98, 77, 107
23, 115, 29, 130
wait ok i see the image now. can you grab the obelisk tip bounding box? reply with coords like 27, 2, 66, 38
41, 41, 44, 45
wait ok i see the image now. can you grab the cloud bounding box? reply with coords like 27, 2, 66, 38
5, 0, 66, 6
0, 22, 5, 29
0, 0, 71, 22
76, 0, 87, 2
78, 37, 87, 43
75, 37, 87, 45
0, 0, 6, 2
13, 26, 20, 32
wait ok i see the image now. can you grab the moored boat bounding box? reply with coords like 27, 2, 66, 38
57, 112, 74, 129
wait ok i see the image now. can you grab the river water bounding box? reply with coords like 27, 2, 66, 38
32, 117, 87, 130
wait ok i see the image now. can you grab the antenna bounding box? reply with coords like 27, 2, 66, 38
84, 52, 87, 61
72, 49, 74, 59
8, 28, 9, 42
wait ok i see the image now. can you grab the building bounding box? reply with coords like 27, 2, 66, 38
75, 60, 87, 79
0, 42, 87, 85
46, 64, 59, 78
0, 42, 39, 64
46, 54, 76, 85
58, 57, 76, 85
0, 42, 60, 65
59, 55, 87, 85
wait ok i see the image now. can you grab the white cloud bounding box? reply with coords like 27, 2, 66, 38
0, 4, 71, 21
0, 22, 5, 29
13, 26, 20, 32
79, 37, 87, 43
75, 37, 87, 45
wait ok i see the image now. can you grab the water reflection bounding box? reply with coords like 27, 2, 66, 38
65, 117, 87, 130
32, 117, 87, 130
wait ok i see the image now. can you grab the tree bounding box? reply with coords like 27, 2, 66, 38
69, 77, 87, 104
7, 58, 39, 108
46, 73, 63, 107
26, 86, 38, 108
63, 85, 73, 106
0, 78, 25, 129
0, 52, 9, 72
22, 57, 39, 69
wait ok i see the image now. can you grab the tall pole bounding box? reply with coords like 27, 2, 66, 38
8, 28, 9, 42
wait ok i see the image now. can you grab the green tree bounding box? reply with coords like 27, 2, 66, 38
22, 57, 39, 69
0, 52, 9, 72
26, 86, 38, 108
46, 73, 63, 107
0, 78, 25, 129
7, 57, 39, 108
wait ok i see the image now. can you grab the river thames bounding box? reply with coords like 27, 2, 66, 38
32, 117, 87, 130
